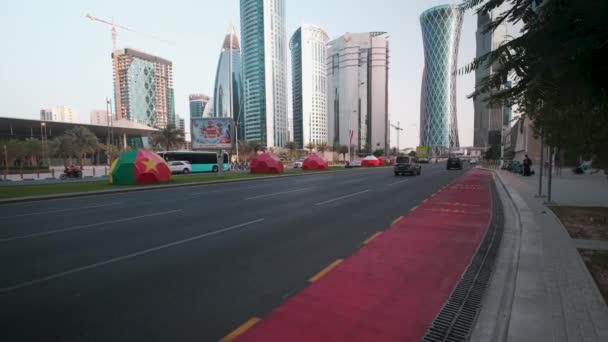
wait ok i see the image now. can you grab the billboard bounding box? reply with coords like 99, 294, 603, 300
191, 118, 234, 150
416, 146, 429, 158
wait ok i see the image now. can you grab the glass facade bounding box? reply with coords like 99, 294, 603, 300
189, 94, 210, 120
240, 0, 288, 147
290, 25, 329, 148
420, 5, 463, 150
126, 58, 157, 127
213, 32, 244, 140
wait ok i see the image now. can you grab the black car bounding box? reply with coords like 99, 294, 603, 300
394, 156, 421, 176
447, 157, 463, 170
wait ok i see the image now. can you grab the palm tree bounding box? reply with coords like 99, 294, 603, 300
151, 125, 185, 151
247, 140, 265, 155
285, 141, 298, 160
24, 138, 43, 167
305, 142, 316, 153
316, 143, 329, 154
66, 126, 99, 167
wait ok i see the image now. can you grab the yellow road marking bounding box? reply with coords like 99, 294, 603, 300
363, 232, 382, 245
220, 317, 261, 342
309, 259, 343, 283
392, 216, 404, 225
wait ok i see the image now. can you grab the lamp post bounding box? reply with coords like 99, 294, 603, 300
3, 145, 8, 181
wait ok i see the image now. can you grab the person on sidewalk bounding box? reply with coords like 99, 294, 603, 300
523, 155, 532, 176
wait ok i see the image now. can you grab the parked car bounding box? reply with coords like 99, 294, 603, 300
394, 156, 421, 176
447, 157, 463, 170
469, 158, 478, 165
168, 161, 191, 174
418, 157, 430, 164
293, 159, 304, 168
345, 160, 362, 168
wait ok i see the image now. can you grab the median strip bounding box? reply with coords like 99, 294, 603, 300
220, 317, 261, 342
309, 259, 343, 283
0, 218, 265, 293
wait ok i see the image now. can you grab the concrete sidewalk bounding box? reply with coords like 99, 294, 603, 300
474, 170, 608, 342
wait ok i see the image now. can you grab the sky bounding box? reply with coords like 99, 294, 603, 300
0, 0, 480, 148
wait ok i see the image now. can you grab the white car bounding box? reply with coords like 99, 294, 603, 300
293, 160, 304, 168
168, 161, 191, 174
470, 158, 478, 165
346, 160, 362, 168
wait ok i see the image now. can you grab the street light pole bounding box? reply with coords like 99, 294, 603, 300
3, 145, 8, 181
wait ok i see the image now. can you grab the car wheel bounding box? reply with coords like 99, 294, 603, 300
183, 169, 190, 174
394, 172, 399, 176
212, 166, 219, 173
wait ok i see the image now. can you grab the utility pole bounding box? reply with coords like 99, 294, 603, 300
390, 121, 404, 152
3, 145, 8, 181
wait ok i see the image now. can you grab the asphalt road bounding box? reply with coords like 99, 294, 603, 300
0, 163, 468, 341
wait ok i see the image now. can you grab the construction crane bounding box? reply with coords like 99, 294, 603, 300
86, 14, 171, 120
390, 121, 404, 151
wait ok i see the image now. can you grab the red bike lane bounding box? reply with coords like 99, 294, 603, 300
232, 169, 493, 342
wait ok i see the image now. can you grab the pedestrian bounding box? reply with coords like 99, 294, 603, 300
523, 154, 532, 176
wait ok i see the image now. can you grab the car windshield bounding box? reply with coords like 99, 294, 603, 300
396, 157, 410, 163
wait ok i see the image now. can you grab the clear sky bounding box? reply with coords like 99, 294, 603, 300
0, 0, 479, 148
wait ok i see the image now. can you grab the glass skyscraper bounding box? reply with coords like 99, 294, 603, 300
213, 29, 244, 140
290, 24, 329, 148
114, 48, 175, 129
189, 94, 211, 119
240, 0, 289, 148
419, 5, 463, 151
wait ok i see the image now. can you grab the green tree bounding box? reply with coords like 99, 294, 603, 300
49, 135, 77, 166
284, 141, 298, 160
66, 126, 99, 167
390, 147, 398, 156
373, 149, 384, 158
408, 150, 417, 157
316, 143, 329, 154
461, 0, 608, 168
151, 125, 185, 152
23, 138, 43, 167
337, 145, 349, 161
103, 144, 121, 165
305, 142, 316, 153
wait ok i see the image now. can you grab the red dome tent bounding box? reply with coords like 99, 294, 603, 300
250, 153, 284, 174
389, 156, 396, 165
361, 155, 379, 167
377, 156, 386, 166
303, 154, 329, 171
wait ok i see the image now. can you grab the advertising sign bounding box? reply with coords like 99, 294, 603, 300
191, 118, 234, 150
416, 146, 429, 158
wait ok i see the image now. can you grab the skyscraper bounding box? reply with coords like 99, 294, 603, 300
327, 32, 390, 154
419, 5, 463, 152
240, 0, 289, 148
189, 94, 211, 120
471, 9, 511, 148
113, 48, 175, 129
213, 29, 244, 140
40, 106, 77, 123
290, 24, 329, 148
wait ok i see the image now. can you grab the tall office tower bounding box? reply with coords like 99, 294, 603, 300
213, 28, 244, 140
420, 5, 463, 152
240, 0, 289, 148
113, 48, 175, 129
471, 9, 511, 148
40, 106, 77, 123
327, 32, 390, 153
189, 94, 211, 120
290, 24, 329, 148
90, 110, 110, 126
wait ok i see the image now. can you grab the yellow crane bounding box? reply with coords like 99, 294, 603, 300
85, 14, 171, 120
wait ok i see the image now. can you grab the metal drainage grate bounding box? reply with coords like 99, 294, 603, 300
422, 182, 505, 342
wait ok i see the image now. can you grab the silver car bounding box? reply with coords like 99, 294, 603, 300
168, 161, 191, 174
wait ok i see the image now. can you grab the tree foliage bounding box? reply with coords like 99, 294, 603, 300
462, 0, 608, 165
316, 143, 329, 154
284, 141, 298, 160
337, 145, 349, 161
151, 125, 185, 152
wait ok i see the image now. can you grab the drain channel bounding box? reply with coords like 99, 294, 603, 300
422, 181, 504, 342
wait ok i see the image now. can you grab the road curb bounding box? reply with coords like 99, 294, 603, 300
0, 167, 384, 205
